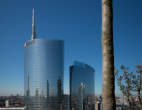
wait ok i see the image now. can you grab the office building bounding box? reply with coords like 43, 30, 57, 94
70, 61, 95, 110
24, 9, 64, 110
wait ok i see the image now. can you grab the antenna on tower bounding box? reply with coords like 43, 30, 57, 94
31, 8, 36, 40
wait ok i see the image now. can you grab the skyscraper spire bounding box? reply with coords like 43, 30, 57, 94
31, 8, 36, 40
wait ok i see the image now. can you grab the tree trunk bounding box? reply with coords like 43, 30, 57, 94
127, 97, 131, 110
102, 0, 116, 110
138, 90, 142, 110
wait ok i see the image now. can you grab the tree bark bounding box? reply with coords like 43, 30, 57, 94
102, 0, 116, 110
127, 97, 131, 110
138, 90, 142, 110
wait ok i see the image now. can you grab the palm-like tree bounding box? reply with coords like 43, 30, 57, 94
102, 0, 116, 110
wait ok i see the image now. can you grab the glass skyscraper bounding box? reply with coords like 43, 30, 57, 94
70, 61, 95, 110
24, 9, 64, 110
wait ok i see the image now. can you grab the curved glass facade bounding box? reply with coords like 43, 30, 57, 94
70, 61, 95, 110
24, 39, 64, 110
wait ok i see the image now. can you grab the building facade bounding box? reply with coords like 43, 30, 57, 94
24, 8, 64, 110
24, 39, 64, 110
70, 61, 95, 110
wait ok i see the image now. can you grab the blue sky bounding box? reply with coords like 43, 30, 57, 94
0, 0, 142, 96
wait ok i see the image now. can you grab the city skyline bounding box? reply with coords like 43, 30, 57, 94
0, 0, 142, 96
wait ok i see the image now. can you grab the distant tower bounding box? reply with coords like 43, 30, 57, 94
79, 83, 85, 110
57, 77, 62, 97
26, 73, 30, 96
47, 80, 49, 97
31, 8, 36, 40
5, 100, 9, 108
